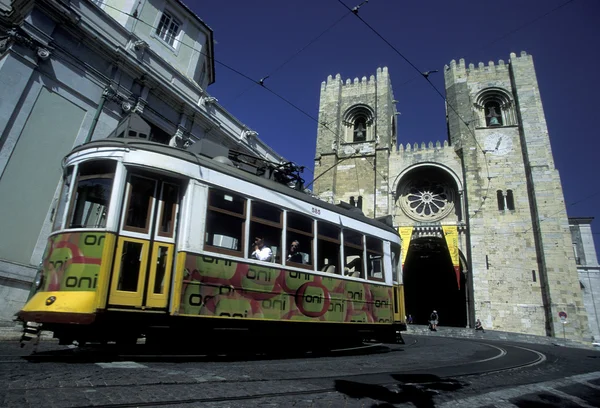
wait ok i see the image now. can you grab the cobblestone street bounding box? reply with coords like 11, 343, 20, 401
1, 334, 599, 407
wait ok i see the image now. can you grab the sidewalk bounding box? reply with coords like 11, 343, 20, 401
0, 321, 53, 342
0, 322, 23, 341
406, 324, 599, 350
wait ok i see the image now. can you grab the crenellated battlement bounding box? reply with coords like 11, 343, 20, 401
321, 67, 388, 90
393, 139, 450, 155
444, 51, 532, 77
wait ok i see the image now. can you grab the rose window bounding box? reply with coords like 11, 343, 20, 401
399, 179, 454, 221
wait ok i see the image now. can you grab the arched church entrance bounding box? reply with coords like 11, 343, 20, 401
403, 237, 467, 327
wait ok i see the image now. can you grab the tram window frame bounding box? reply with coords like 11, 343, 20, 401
157, 182, 179, 238
285, 211, 313, 269
249, 200, 282, 263
122, 174, 158, 234
204, 188, 246, 257
391, 242, 400, 283
52, 166, 73, 231
316, 221, 341, 275
67, 160, 116, 229
366, 235, 385, 282
344, 229, 364, 279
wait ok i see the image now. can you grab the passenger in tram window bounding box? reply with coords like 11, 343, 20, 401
345, 257, 362, 277
251, 236, 273, 262
287, 240, 304, 264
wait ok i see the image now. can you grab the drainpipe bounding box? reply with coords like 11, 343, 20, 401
84, 89, 108, 144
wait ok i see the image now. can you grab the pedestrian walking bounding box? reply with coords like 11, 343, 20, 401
429, 310, 438, 331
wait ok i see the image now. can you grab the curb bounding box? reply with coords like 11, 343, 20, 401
405, 325, 598, 350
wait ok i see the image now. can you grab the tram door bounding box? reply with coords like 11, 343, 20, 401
108, 173, 181, 309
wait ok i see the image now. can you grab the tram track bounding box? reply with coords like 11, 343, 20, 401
2, 340, 547, 407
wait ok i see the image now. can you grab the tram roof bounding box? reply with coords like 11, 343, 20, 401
68, 139, 400, 238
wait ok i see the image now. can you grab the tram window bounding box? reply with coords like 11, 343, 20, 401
317, 222, 340, 274
117, 241, 143, 291
123, 175, 157, 233
287, 212, 312, 233
251, 200, 282, 224
210, 189, 245, 214
205, 188, 246, 256
250, 201, 282, 263
366, 236, 384, 281
286, 212, 313, 268
391, 243, 400, 282
68, 161, 116, 229
344, 229, 364, 279
158, 182, 179, 237
52, 166, 73, 231
153, 246, 169, 294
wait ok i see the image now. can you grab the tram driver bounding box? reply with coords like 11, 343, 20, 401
251, 235, 273, 262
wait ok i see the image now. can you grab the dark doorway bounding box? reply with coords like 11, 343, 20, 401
403, 237, 467, 327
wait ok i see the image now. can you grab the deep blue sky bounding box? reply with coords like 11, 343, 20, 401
193, 0, 600, 258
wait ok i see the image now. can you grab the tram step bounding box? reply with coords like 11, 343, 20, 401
23, 327, 39, 334
19, 322, 42, 347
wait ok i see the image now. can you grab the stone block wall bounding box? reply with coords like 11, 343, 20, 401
313, 55, 591, 342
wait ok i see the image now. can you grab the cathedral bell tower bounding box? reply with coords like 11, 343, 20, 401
313, 67, 397, 218
445, 52, 589, 340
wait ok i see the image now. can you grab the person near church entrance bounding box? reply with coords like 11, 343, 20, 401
407, 314, 413, 324
251, 236, 272, 262
475, 319, 485, 333
429, 310, 439, 331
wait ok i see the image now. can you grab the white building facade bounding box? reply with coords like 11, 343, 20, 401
0, 0, 282, 322
570, 217, 600, 342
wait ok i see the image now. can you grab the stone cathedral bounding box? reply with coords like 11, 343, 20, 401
313, 52, 590, 342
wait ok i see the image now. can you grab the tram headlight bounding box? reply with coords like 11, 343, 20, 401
34, 270, 44, 290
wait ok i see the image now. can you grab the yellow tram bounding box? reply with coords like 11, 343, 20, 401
18, 138, 406, 348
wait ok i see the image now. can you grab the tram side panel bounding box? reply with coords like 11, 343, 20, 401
176, 254, 394, 325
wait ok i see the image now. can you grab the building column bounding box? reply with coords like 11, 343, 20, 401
0, 52, 36, 149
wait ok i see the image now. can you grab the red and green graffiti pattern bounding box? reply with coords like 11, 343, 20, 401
39, 232, 105, 292
180, 254, 393, 323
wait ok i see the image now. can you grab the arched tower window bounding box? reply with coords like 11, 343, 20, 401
485, 101, 502, 126
342, 105, 375, 143
506, 189, 515, 210
353, 116, 367, 142
497, 190, 505, 211
474, 88, 515, 128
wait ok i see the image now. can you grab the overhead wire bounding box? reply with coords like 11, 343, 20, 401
231, 10, 353, 102
99, 3, 324, 126
98, 0, 361, 184
335, 0, 493, 217
99, 0, 476, 193
99, 1, 349, 176
335, 0, 578, 219
24, 1, 595, 254
98, 0, 581, 223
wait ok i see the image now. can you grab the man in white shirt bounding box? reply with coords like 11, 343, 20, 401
251, 236, 272, 261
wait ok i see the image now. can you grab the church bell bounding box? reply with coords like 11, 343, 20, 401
486, 106, 501, 126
